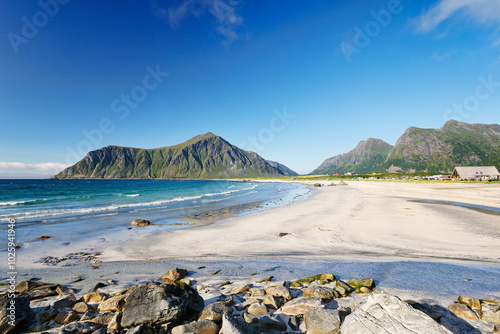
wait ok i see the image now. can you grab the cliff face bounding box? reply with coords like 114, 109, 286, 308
53, 133, 286, 179
311, 138, 393, 175
267, 161, 299, 176
382, 120, 500, 172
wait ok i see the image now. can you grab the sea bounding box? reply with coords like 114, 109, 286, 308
0, 179, 312, 265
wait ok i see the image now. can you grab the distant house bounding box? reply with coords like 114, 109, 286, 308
452, 166, 500, 180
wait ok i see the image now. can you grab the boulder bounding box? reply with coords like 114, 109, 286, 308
121, 282, 204, 327
83, 292, 108, 303
73, 302, 93, 314
172, 319, 220, 334
304, 307, 340, 334
198, 301, 232, 323
90, 312, 116, 326
230, 284, 251, 295
38, 309, 57, 323
108, 312, 123, 330
61, 321, 102, 334
54, 310, 80, 325
448, 303, 479, 320
341, 292, 452, 333
98, 295, 127, 312
303, 285, 338, 302
247, 314, 287, 332
281, 297, 322, 315
14, 280, 44, 293
52, 294, 77, 309
24, 287, 58, 299
222, 313, 260, 334
457, 295, 481, 313
347, 278, 375, 290
247, 303, 268, 316
131, 219, 151, 227
265, 286, 292, 301
262, 294, 284, 310
0, 294, 34, 334
160, 268, 188, 282
249, 288, 266, 297
57, 285, 78, 296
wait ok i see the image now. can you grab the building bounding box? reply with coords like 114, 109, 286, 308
451, 166, 500, 180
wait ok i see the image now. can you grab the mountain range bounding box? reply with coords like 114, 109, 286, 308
314, 120, 500, 174
54, 120, 500, 179
53, 133, 295, 179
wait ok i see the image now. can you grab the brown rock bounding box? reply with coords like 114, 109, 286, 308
457, 295, 481, 313
108, 312, 122, 330
38, 310, 57, 323
481, 303, 500, 323
198, 301, 232, 323
249, 288, 266, 297
303, 285, 337, 302
172, 319, 220, 334
98, 295, 127, 312
130, 219, 151, 227
15, 280, 44, 293
281, 297, 322, 315
54, 310, 80, 325
263, 294, 284, 310
90, 312, 115, 326
82, 292, 108, 303
73, 302, 92, 313
160, 268, 188, 282
448, 303, 479, 320
230, 284, 251, 295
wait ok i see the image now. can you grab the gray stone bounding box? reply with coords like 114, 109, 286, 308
53, 294, 77, 309
62, 321, 102, 334
304, 307, 340, 334
247, 314, 287, 332
281, 297, 322, 315
160, 268, 188, 282
264, 286, 292, 301
0, 294, 34, 334
247, 303, 268, 316
249, 288, 266, 297
97, 295, 127, 312
198, 301, 232, 323
171, 319, 220, 334
121, 282, 204, 327
341, 292, 452, 334
222, 313, 260, 334
262, 294, 284, 310
303, 285, 337, 302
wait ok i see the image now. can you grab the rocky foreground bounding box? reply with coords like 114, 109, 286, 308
2, 268, 500, 334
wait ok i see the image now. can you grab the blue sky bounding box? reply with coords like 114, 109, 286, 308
1, 0, 499, 177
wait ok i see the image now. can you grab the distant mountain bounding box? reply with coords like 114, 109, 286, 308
311, 138, 393, 175
53, 133, 287, 179
266, 161, 299, 176
382, 120, 500, 173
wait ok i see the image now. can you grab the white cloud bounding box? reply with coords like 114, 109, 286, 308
430, 50, 456, 61
151, 0, 243, 45
416, 0, 500, 32
0, 162, 70, 172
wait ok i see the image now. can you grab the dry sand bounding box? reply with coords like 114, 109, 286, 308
99, 181, 500, 264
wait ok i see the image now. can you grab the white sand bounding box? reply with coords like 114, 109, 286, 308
99, 181, 500, 264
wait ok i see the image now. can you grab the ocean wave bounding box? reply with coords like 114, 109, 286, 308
0, 199, 40, 206
126, 194, 140, 197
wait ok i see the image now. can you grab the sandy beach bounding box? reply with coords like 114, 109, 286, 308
99, 181, 500, 264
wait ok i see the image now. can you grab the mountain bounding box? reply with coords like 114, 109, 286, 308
266, 161, 299, 176
382, 120, 500, 173
52, 133, 287, 179
311, 138, 393, 175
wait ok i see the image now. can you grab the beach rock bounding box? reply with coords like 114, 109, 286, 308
262, 294, 284, 310
448, 303, 479, 320
110, 285, 137, 297
304, 307, 340, 334
39, 309, 57, 323
230, 284, 251, 295
121, 282, 204, 327
15, 280, 44, 293
249, 287, 266, 297
406, 301, 443, 322
313, 273, 336, 281
337, 181, 348, 186
130, 219, 151, 227
0, 294, 33, 334
57, 285, 78, 296
457, 295, 482, 313
97, 295, 127, 312
347, 278, 375, 290
80, 311, 96, 321
341, 292, 452, 334
481, 303, 500, 323
171, 319, 220, 334
281, 297, 322, 315
356, 287, 372, 294
278, 232, 289, 237
247, 303, 268, 316
52, 294, 77, 309
73, 302, 93, 314
222, 313, 260, 334
303, 285, 338, 302
24, 287, 58, 300
61, 321, 102, 334
288, 315, 301, 331
265, 286, 292, 301
335, 280, 353, 297
54, 310, 80, 325
314, 183, 322, 187
160, 268, 188, 282
92, 282, 106, 291
247, 314, 287, 332
108, 312, 123, 330
90, 312, 116, 326
198, 301, 232, 323
243, 298, 261, 307
83, 292, 108, 303
494, 324, 500, 333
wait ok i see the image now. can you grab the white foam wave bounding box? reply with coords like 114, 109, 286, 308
126, 194, 139, 197
0, 200, 36, 206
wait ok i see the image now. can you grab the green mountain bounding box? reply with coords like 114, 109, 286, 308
311, 138, 393, 175
52, 133, 287, 179
266, 161, 299, 176
382, 120, 500, 173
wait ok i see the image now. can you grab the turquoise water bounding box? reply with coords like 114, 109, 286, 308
0, 180, 312, 256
